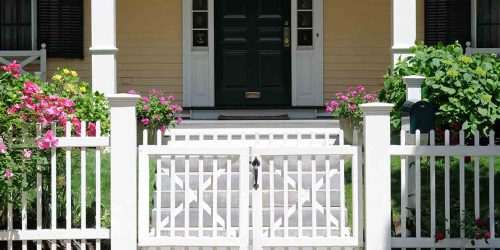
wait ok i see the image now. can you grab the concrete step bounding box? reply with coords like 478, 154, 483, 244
153, 190, 342, 208
150, 207, 347, 229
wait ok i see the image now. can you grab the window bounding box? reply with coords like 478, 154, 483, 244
476, 0, 500, 48
297, 0, 313, 46
0, 0, 84, 58
0, 0, 34, 50
192, 0, 208, 47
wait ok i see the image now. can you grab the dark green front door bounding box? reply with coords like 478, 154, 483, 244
215, 0, 291, 107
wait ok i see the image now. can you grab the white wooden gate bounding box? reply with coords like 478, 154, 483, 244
137, 131, 363, 249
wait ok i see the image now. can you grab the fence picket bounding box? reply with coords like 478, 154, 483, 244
65, 121, 72, 250
7, 201, 12, 250
212, 157, 218, 237
444, 130, 451, 240
459, 130, 465, 242
339, 130, 346, 237
297, 156, 303, 237
474, 131, 480, 221
283, 156, 289, 237
198, 157, 203, 237
489, 131, 495, 240
156, 130, 162, 237
95, 121, 102, 250
311, 156, 317, 237
325, 155, 331, 237
51, 122, 57, 250
81, 121, 87, 250
400, 130, 407, 241
184, 155, 190, 237
36, 124, 42, 250
415, 130, 421, 242
226, 157, 231, 237
170, 157, 176, 237
429, 130, 436, 238
269, 157, 275, 237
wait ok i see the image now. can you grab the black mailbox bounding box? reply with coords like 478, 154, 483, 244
401, 100, 435, 134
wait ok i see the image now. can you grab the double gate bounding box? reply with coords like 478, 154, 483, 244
138, 142, 362, 249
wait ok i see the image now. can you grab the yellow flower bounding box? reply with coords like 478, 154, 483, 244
65, 84, 76, 92
80, 86, 86, 93
52, 74, 63, 82
71, 71, 79, 77
63, 68, 70, 75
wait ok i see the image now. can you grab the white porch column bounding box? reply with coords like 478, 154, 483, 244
91, 0, 118, 94
361, 103, 394, 250
392, 0, 417, 66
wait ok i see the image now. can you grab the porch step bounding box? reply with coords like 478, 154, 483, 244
153, 190, 343, 208
174, 119, 339, 129
151, 207, 348, 229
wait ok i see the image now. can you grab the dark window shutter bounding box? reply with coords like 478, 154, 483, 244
425, 0, 471, 47
37, 0, 84, 59
0, 0, 32, 50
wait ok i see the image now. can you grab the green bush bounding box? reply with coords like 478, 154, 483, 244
379, 42, 499, 138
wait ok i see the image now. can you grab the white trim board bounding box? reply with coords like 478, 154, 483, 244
182, 0, 324, 108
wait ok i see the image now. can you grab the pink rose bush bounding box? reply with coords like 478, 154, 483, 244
133, 89, 182, 133
0, 64, 109, 214
326, 85, 377, 120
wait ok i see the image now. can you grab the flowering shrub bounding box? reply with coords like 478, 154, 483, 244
130, 89, 182, 132
0, 63, 110, 226
379, 42, 499, 138
435, 214, 491, 245
326, 85, 377, 121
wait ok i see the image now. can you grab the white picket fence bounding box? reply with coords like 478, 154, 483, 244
391, 129, 499, 248
0, 95, 498, 250
0, 121, 110, 250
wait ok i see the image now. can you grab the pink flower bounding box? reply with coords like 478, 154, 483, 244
348, 104, 357, 111
87, 122, 97, 137
340, 95, 349, 102
484, 231, 491, 240
127, 90, 138, 95
177, 117, 183, 124
0, 138, 7, 154
23, 82, 42, 95
356, 85, 365, 92
159, 96, 168, 105
22, 149, 32, 159
168, 95, 175, 101
2, 61, 21, 78
141, 97, 149, 103
143, 105, 150, 111
150, 89, 162, 95
363, 94, 376, 101
434, 232, 446, 242
141, 118, 150, 125
159, 124, 168, 133
169, 105, 183, 112
36, 130, 59, 149
60, 98, 75, 108
4, 169, 13, 180
45, 106, 61, 116
326, 100, 339, 112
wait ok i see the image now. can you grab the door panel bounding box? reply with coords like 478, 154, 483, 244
215, 0, 291, 106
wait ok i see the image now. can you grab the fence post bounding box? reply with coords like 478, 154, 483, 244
361, 102, 394, 250
107, 94, 140, 250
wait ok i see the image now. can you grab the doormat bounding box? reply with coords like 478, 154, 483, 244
218, 114, 289, 120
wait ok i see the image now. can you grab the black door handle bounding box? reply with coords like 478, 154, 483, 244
251, 157, 260, 190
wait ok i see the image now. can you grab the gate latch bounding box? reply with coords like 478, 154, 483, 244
251, 157, 261, 190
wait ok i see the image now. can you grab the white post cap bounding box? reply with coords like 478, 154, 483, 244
360, 102, 395, 115
107, 94, 140, 107
403, 75, 425, 102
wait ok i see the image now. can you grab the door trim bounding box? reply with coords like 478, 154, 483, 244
183, 0, 324, 108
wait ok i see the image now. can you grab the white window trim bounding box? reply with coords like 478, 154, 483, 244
467, 0, 500, 56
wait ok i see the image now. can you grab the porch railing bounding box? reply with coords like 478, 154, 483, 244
0, 43, 47, 82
